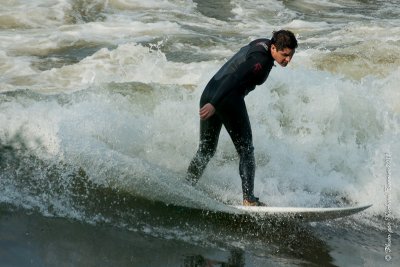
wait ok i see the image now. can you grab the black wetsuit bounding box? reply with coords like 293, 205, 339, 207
187, 39, 275, 200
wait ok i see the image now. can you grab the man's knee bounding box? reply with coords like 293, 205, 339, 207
199, 140, 218, 159
237, 143, 254, 158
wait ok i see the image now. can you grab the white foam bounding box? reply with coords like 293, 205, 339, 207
39, 43, 215, 92
1, 54, 399, 219
108, 0, 195, 11
0, 0, 68, 29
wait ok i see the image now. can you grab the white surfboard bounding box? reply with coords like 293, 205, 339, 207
225, 204, 372, 222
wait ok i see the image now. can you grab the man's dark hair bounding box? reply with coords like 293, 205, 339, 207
271, 30, 298, 50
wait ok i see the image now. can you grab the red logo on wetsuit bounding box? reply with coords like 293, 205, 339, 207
253, 63, 262, 74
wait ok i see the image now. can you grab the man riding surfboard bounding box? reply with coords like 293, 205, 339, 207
186, 30, 298, 206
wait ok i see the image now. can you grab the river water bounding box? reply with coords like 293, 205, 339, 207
0, 0, 399, 266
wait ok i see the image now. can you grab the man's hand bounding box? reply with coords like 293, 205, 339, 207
199, 103, 215, 120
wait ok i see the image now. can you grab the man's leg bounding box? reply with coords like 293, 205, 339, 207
217, 93, 257, 201
186, 114, 222, 185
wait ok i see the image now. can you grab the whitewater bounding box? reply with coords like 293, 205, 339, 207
0, 0, 399, 266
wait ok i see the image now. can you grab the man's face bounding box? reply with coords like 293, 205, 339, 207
271, 44, 295, 67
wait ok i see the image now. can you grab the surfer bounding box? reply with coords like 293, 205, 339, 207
186, 30, 298, 206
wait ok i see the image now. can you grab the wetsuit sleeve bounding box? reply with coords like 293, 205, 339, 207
209, 54, 268, 108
